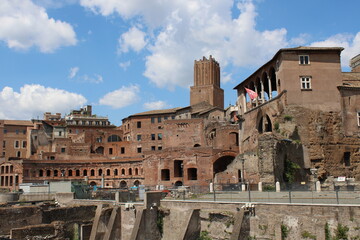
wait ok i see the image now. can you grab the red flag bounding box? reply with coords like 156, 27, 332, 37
245, 88, 258, 100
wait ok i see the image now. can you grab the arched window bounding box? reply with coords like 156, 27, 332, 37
114, 169, 118, 176
46, 170, 51, 177
39, 169, 44, 177
91, 169, 95, 176
54, 170, 58, 177
106, 169, 111, 176
128, 168, 132, 175
108, 135, 121, 142
98, 169, 103, 176
121, 169, 125, 175
76, 169, 80, 176
68, 170, 73, 176
135, 168, 138, 175
83, 169, 87, 176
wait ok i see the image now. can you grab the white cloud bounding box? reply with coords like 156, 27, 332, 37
68, 67, 79, 79
81, 0, 289, 89
310, 33, 360, 68
99, 85, 140, 108
0, 0, 77, 53
143, 100, 170, 110
81, 74, 103, 84
118, 27, 147, 53
0, 84, 87, 119
119, 61, 131, 70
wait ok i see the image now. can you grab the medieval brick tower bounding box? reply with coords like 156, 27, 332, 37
190, 56, 224, 109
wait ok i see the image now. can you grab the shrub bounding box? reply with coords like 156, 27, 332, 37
284, 115, 293, 121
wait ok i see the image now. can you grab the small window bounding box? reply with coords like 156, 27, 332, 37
299, 55, 310, 65
164, 116, 168, 120
3, 129, 7, 134
137, 147, 142, 153
151, 117, 155, 123
121, 147, 125, 154
3, 140, 5, 148
61, 148, 66, 153
158, 146, 162, 150
14, 140, 19, 148
151, 146, 156, 151
357, 112, 360, 127
171, 116, 175, 120
15, 130, 19, 134
109, 148, 113, 155
151, 134, 156, 140
300, 76, 312, 90
59, 131, 62, 136
158, 133, 162, 140
344, 152, 351, 166
137, 135, 142, 141
137, 121, 141, 128
17, 151, 21, 157
158, 117, 162, 123
22, 141, 27, 148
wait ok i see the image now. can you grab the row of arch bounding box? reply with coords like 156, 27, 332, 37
34, 167, 143, 178
240, 66, 279, 112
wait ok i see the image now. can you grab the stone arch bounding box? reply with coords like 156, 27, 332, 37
95, 146, 104, 154
120, 180, 127, 188
213, 155, 235, 175
269, 66, 277, 97
257, 112, 273, 134
134, 180, 140, 186
194, 144, 201, 147
90, 181, 97, 186
174, 181, 183, 187
108, 135, 122, 142
262, 72, 270, 101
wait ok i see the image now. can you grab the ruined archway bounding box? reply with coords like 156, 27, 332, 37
213, 155, 235, 175
120, 181, 127, 189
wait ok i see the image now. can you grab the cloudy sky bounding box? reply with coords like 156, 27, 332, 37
0, 0, 359, 125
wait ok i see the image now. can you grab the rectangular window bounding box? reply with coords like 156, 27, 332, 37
151, 146, 156, 151
137, 134, 142, 141
15, 130, 19, 134
164, 116, 168, 120
299, 55, 310, 65
14, 140, 19, 148
22, 141, 27, 148
137, 121, 141, 128
158, 133, 162, 140
59, 131, 62, 136
300, 76, 312, 90
3, 129, 7, 134
151, 117, 155, 123
109, 148, 113, 155
344, 152, 351, 166
171, 116, 175, 120
121, 147, 125, 154
2, 141, 5, 148
61, 148, 66, 153
151, 134, 156, 140
158, 117, 162, 123
357, 112, 360, 126
137, 147, 142, 153
158, 146, 162, 150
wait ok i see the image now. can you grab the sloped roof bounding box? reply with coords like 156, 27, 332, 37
126, 107, 183, 118
3, 120, 33, 126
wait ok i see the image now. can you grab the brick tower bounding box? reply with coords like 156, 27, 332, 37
190, 56, 224, 109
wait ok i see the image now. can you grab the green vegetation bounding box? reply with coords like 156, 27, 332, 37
197, 231, 212, 240
283, 159, 300, 183
301, 230, 316, 239
284, 115, 293, 121
325, 222, 331, 240
156, 210, 165, 236
281, 224, 290, 240
274, 122, 280, 132
263, 185, 276, 192
335, 224, 349, 240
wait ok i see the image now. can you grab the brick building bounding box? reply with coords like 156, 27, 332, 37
232, 47, 360, 184
0, 56, 239, 191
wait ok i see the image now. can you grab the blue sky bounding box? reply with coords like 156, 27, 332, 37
0, 0, 359, 125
